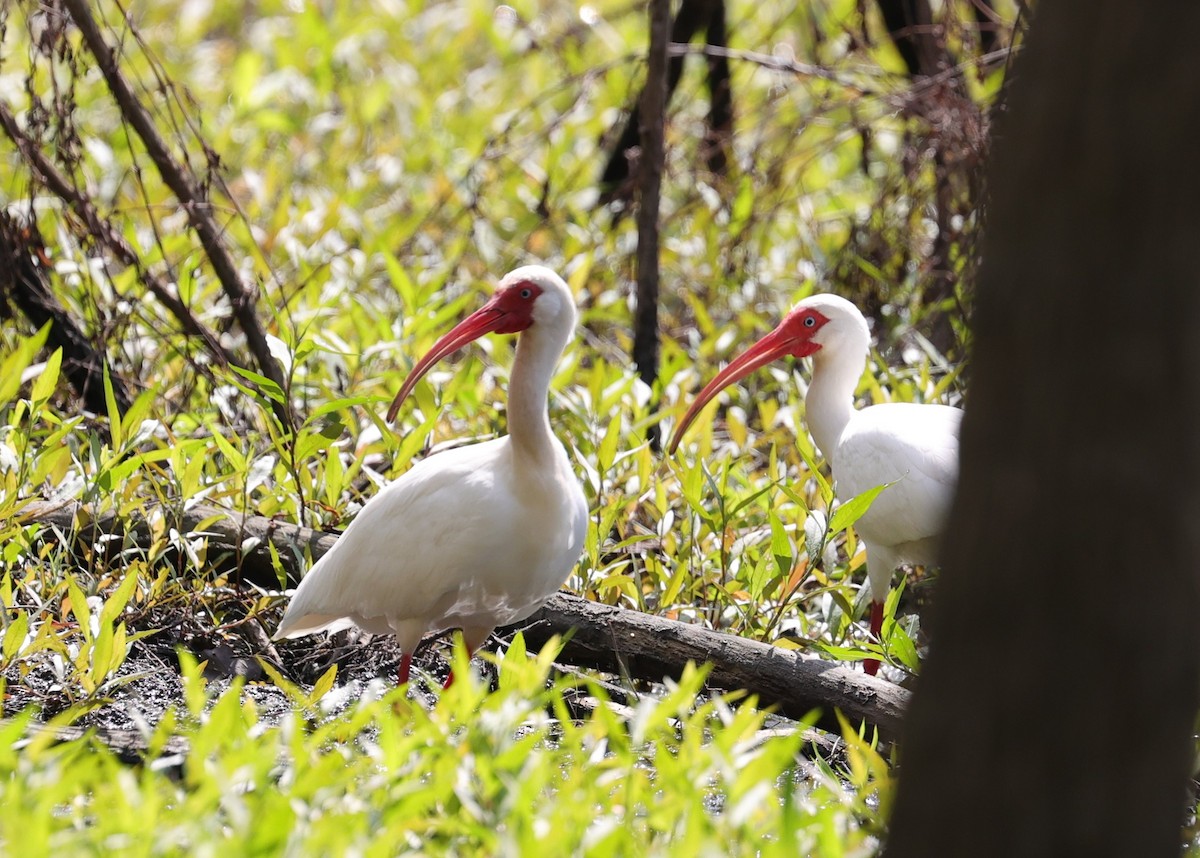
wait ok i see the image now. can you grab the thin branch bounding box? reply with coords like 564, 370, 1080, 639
0, 100, 231, 368
61, 0, 293, 429
665, 42, 1016, 100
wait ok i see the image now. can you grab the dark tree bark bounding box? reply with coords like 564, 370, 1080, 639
700, 0, 733, 176
873, 0, 974, 357
887, 3, 1200, 856
633, 0, 670, 447
0, 213, 132, 415
874, 0, 941, 76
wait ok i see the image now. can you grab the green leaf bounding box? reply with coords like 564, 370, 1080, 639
769, 511, 792, 578
2, 610, 28, 661
230, 365, 287, 405
795, 436, 833, 499
258, 658, 310, 707
209, 425, 247, 473
294, 430, 332, 464
120, 388, 156, 441
306, 395, 377, 423
108, 622, 129, 675
99, 569, 140, 628
177, 650, 208, 718
729, 482, 774, 518
829, 481, 895, 535
0, 323, 50, 406
91, 621, 114, 690
29, 347, 62, 405
305, 664, 338, 705
383, 251, 417, 307
499, 632, 527, 691
66, 577, 92, 643
104, 363, 123, 451
597, 415, 621, 471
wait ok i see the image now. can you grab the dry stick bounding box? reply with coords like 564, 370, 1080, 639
633, 0, 670, 450
61, 0, 292, 428
18, 500, 909, 739
0, 101, 230, 367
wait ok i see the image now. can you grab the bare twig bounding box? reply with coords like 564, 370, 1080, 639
0, 101, 231, 368
60, 0, 293, 429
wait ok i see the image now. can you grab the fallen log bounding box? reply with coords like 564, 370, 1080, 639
18, 499, 909, 738
11, 723, 190, 777
17, 499, 330, 589
510, 594, 907, 739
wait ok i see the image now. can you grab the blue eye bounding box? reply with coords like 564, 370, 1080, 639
803, 316, 816, 327
520, 288, 532, 299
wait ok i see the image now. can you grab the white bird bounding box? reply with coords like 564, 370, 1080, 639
668, 294, 961, 675
274, 266, 589, 687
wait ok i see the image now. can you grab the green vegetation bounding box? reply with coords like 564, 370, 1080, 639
1, 646, 890, 855
0, 0, 1002, 852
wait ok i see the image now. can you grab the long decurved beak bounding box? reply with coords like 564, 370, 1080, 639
668, 325, 812, 454
386, 299, 507, 423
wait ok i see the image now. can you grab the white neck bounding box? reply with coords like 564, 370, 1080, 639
804, 345, 867, 466
506, 323, 569, 464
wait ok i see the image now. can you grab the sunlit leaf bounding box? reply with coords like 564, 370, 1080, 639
829, 481, 895, 535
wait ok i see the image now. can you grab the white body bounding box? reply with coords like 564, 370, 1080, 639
274, 266, 588, 658
802, 294, 961, 602
274, 436, 588, 652
831, 402, 962, 599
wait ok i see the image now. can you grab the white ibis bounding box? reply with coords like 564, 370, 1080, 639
669, 294, 961, 675
274, 266, 588, 687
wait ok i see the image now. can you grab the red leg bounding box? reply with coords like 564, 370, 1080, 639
864, 600, 884, 676
398, 652, 413, 685
442, 628, 490, 690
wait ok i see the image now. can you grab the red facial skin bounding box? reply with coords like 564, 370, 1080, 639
387, 281, 544, 422
667, 306, 830, 454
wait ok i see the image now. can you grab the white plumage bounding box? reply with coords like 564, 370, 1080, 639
275, 266, 589, 685
670, 293, 961, 675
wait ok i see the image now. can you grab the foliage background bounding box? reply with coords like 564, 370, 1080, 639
0, 0, 1014, 853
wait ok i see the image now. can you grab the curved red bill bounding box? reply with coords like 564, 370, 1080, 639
668, 326, 813, 454
386, 301, 507, 423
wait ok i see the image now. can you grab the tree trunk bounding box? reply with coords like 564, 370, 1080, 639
633, 0, 670, 447
874, 0, 941, 77
886, 3, 1200, 856
598, 0, 730, 203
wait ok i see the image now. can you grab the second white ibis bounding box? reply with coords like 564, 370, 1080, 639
274, 266, 588, 686
669, 293, 961, 675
